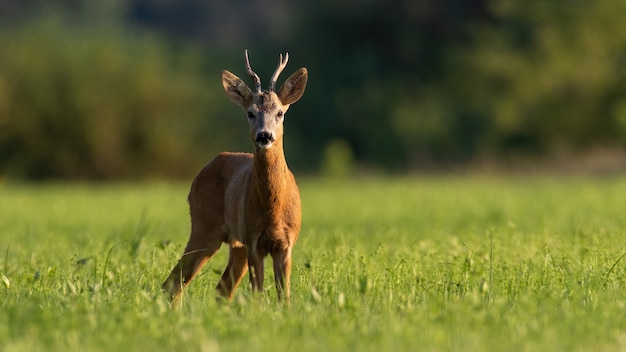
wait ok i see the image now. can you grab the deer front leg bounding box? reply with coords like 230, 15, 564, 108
272, 247, 292, 301
247, 251, 265, 293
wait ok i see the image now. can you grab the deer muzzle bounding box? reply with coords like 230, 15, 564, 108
255, 131, 275, 148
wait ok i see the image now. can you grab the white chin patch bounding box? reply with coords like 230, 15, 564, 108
257, 142, 273, 149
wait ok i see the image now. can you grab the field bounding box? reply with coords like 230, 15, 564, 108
1, 176, 625, 351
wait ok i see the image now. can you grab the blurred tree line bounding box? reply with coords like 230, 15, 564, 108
1, 0, 625, 179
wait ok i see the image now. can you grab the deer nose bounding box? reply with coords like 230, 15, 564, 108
255, 132, 274, 147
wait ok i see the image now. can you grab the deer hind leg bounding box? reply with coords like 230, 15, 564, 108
162, 229, 223, 305
272, 247, 292, 301
216, 244, 248, 300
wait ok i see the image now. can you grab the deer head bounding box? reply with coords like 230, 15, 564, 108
221, 50, 308, 150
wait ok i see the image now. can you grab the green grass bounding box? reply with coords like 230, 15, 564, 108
1, 177, 625, 351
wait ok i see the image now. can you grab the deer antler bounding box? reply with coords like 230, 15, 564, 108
269, 52, 289, 92
245, 49, 262, 93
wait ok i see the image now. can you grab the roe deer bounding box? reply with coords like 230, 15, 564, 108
162, 50, 307, 304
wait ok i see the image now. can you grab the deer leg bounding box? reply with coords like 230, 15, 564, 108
247, 251, 265, 293
216, 245, 249, 300
162, 233, 222, 305
272, 247, 292, 301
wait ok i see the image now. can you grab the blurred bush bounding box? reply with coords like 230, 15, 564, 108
0, 14, 232, 179
294, 0, 626, 169
437, 1, 626, 156
1, 1, 626, 179
321, 139, 354, 179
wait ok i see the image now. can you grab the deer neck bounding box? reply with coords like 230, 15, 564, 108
252, 140, 289, 216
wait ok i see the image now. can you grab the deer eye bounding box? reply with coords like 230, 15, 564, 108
247, 111, 255, 119
277, 111, 284, 119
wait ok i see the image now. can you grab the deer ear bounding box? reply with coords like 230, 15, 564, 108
277, 67, 308, 105
222, 70, 253, 107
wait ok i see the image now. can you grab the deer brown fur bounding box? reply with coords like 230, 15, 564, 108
162, 51, 307, 305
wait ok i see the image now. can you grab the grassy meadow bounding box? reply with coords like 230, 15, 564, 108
0, 176, 625, 351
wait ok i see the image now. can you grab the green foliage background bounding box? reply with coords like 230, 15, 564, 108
1, 1, 626, 179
